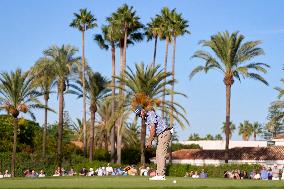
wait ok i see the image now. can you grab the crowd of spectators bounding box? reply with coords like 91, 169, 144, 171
184, 169, 208, 178
223, 164, 284, 180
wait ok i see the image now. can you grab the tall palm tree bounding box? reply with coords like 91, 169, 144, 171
190, 31, 269, 163
70, 8, 97, 158
221, 121, 236, 140
108, 4, 144, 164
94, 23, 120, 162
145, 16, 162, 67
251, 122, 262, 141
29, 58, 56, 159
170, 10, 190, 129
43, 45, 80, 173
117, 63, 189, 164
158, 7, 174, 119
69, 70, 110, 161
168, 10, 190, 164
238, 120, 252, 141
0, 69, 43, 177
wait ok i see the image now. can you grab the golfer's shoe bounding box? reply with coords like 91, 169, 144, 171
149, 175, 166, 181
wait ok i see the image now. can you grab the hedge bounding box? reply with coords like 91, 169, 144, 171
166, 163, 262, 178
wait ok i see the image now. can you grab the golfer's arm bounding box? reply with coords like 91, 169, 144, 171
147, 124, 156, 142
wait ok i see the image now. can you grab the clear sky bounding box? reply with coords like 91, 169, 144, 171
0, 0, 283, 140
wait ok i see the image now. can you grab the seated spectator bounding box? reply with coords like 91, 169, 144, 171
23, 169, 30, 177
127, 166, 138, 176
149, 169, 156, 177
224, 170, 233, 179
96, 167, 104, 176
106, 163, 113, 175
53, 168, 60, 177
272, 164, 279, 180
79, 167, 88, 176
139, 165, 148, 176
253, 171, 261, 180
38, 170, 45, 178
184, 171, 193, 177
267, 167, 273, 180
68, 168, 76, 176
233, 170, 240, 179
199, 169, 208, 178
4, 170, 11, 178
260, 167, 268, 180
0, 172, 3, 179
242, 171, 249, 179
88, 168, 95, 176
30, 169, 38, 177
192, 171, 199, 178
249, 170, 256, 179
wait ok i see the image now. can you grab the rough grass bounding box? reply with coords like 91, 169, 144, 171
0, 176, 283, 189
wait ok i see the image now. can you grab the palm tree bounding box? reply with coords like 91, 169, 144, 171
221, 121, 236, 140
168, 10, 190, 164
70, 8, 97, 158
204, 134, 214, 140
43, 45, 80, 173
108, 4, 144, 164
0, 69, 43, 177
251, 122, 262, 141
157, 7, 174, 119
169, 10, 190, 129
188, 133, 200, 140
190, 31, 269, 163
29, 58, 56, 159
214, 134, 223, 140
69, 70, 110, 161
117, 63, 189, 164
238, 120, 252, 141
94, 23, 120, 162
145, 16, 162, 67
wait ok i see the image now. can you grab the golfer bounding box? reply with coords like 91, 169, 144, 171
135, 105, 173, 180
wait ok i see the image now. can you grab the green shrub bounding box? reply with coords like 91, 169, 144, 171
172, 143, 201, 151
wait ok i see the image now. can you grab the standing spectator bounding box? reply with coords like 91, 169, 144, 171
260, 167, 268, 180
272, 164, 279, 180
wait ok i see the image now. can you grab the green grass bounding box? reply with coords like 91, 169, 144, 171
0, 176, 283, 189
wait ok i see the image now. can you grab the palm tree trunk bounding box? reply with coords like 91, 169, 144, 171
89, 105, 95, 161
162, 36, 169, 119
57, 84, 64, 175
11, 117, 18, 177
152, 36, 158, 67
254, 133, 256, 141
224, 84, 231, 163
110, 43, 116, 163
140, 117, 146, 164
82, 31, 87, 159
116, 118, 122, 164
104, 129, 108, 152
169, 36, 176, 164
42, 95, 49, 159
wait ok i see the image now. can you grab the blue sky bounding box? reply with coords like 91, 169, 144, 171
0, 0, 283, 140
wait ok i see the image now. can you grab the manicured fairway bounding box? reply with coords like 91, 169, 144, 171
0, 176, 283, 189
